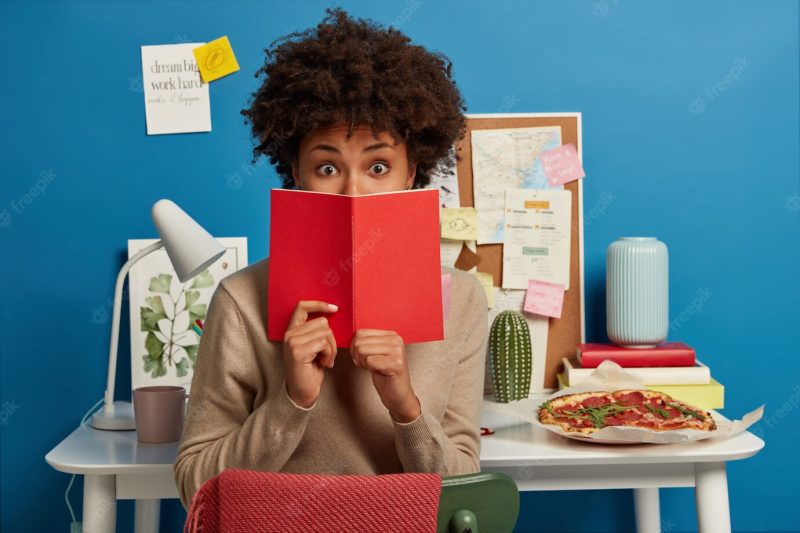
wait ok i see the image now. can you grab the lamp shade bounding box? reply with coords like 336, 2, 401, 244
151, 199, 226, 282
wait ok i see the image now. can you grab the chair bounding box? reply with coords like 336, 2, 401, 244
184, 469, 519, 533
437, 471, 520, 532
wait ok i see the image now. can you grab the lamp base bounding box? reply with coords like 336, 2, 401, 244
90, 401, 136, 431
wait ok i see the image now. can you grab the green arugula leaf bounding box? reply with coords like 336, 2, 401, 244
645, 403, 671, 419
668, 403, 704, 419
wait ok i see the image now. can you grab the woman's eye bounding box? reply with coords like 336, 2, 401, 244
370, 162, 390, 175
316, 164, 338, 176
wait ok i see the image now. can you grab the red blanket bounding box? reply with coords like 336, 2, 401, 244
184, 468, 442, 533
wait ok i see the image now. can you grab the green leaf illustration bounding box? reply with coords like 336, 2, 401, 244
149, 273, 173, 294
145, 295, 165, 314
176, 357, 190, 377
140, 305, 167, 332
190, 269, 214, 289
185, 344, 199, 367
145, 331, 164, 358
185, 290, 200, 310
188, 304, 207, 324
143, 353, 166, 378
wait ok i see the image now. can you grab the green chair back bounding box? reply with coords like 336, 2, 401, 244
437, 472, 519, 533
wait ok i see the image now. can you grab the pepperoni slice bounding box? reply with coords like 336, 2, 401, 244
582, 395, 612, 408
613, 391, 646, 406
619, 410, 643, 421
664, 407, 681, 419
635, 405, 650, 414
604, 416, 625, 426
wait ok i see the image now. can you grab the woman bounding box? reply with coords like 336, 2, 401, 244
174, 7, 488, 511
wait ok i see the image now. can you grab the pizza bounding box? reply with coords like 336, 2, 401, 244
538, 390, 717, 435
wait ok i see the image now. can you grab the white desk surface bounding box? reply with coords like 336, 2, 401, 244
45, 396, 764, 475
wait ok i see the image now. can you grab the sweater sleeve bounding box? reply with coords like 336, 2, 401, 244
392, 273, 488, 476
173, 283, 315, 510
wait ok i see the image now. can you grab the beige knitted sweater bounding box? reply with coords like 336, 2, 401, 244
173, 258, 488, 510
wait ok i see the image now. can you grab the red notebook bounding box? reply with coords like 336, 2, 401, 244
576, 342, 696, 368
267, 188, 443, 348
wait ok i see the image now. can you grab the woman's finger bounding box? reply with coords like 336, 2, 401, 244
287, 300, 338, 329
363, 353, 404, 376
288, 329, 334, 362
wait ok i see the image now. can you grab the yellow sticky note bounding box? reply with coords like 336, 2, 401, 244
472, 271, 495, 309
193, 36, 240, 82
441, 207, 478, 241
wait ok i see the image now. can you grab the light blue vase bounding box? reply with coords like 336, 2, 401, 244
606, 237, 669, 348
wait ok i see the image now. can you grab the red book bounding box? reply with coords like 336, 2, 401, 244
576, 342, 696, 368
267, 188, 443, 348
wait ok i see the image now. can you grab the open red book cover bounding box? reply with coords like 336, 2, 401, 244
267, 188, 443, 348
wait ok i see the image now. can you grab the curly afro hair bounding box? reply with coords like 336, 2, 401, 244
241, 7, 467, 189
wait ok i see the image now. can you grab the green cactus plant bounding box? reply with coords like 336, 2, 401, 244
489, 310, 533, 403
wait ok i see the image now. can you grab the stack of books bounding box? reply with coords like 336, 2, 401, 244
557, 342, 724, 410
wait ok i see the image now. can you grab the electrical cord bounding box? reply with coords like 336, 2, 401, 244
66, 397, 104, 533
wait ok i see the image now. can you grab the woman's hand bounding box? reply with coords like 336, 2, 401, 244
282, 300, 338, 408
350, 329, 421, 423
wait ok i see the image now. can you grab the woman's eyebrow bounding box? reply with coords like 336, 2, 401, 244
310, 142, 395, 154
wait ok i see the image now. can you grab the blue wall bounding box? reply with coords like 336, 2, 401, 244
1, 1, 797, 531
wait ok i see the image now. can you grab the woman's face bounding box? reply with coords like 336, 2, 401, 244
291, 124, 417, 196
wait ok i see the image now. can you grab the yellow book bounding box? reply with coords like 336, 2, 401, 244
556, 373, 724, 410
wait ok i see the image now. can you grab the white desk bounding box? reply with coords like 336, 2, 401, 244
45, 396, 763, 533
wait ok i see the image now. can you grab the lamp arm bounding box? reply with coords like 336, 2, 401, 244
102, 240, 165, 414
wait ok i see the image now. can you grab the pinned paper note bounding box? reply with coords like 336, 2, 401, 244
193, 36, 240, 82
503, 189, 572, 290
540, 143, 585, 186
141, 43, 211, 135
442, 273, 451, 320
523, 279, 566, 319
441, 207, 478, 240
472, 272, 495, 308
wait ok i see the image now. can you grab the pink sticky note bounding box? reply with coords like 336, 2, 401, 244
442, 273, 451, 321
540, 143, 585, 186
524, 279, 566, 319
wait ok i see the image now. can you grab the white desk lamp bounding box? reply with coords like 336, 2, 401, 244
90, 199, 225, 430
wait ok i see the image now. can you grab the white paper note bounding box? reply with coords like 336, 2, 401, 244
503, 188, 572, 290
141, 43, 211, 135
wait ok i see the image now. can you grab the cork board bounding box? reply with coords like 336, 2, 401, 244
455, 113, 585, 391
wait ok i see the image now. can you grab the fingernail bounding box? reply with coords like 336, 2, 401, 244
328, 304, 338, 310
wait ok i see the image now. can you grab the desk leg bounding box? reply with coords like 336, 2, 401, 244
633, 488, 661, 533
83, 474, 116, 533
695, 462, 731, 533
134, 500, 160, 533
